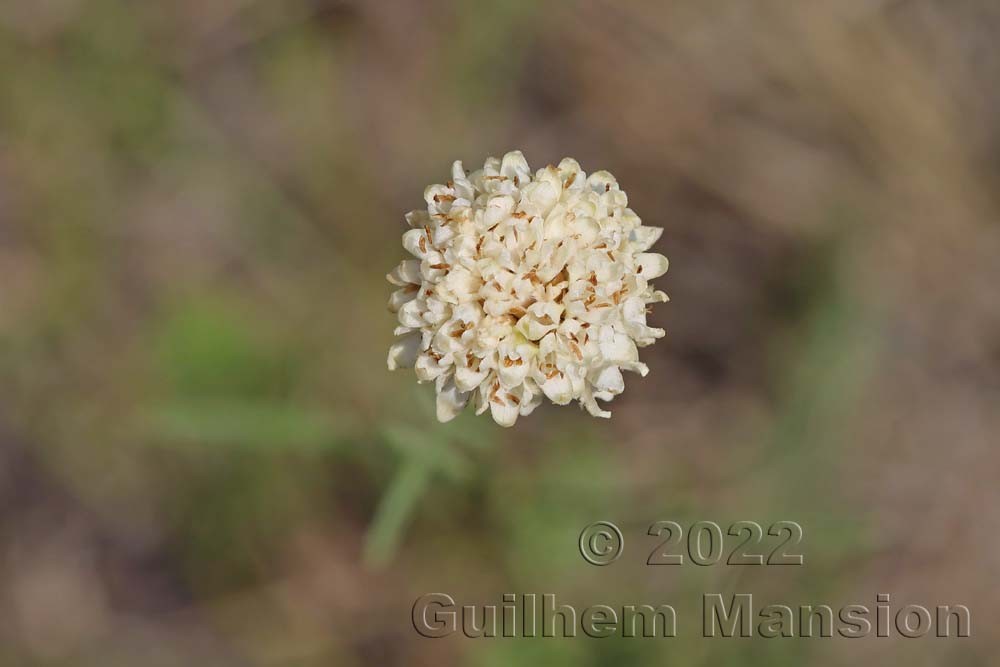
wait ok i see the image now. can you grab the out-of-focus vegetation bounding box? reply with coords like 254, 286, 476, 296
1, 1, 998, 665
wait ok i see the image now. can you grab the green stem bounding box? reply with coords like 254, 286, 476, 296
362, 457, 431, 568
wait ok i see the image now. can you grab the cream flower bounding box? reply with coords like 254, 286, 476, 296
387, 151, 668, 427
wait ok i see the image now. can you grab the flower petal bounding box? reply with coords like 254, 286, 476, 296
622, 297, 665, 346
436, 378, 470, 422
387, 333, 421, 370
415, 352, 450, 382
515, 301, 563, 341
405, 210, 430, 228
455, 365, 489, 392
500, 151, 531, 184
388, 286, 419, 313
489, 394, 520, 427
598, 326, 639, 364
540, 373, 574, 405
628, 226, 663, 252
581, 387, 612, 419
397, 299, 426, 328
592, 365, 624, 395
557, 158, 585, 189
636, 253, 669, 280
402, 228, 430, 258
586, 170, 617, 192
387, 259, 422, 286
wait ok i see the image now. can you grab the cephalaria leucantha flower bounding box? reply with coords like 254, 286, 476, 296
387, 151, 668, 427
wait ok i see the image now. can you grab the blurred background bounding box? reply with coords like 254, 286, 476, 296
1, 0, 998, 664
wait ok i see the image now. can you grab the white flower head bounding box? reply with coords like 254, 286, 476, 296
387, 151, 668, 427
